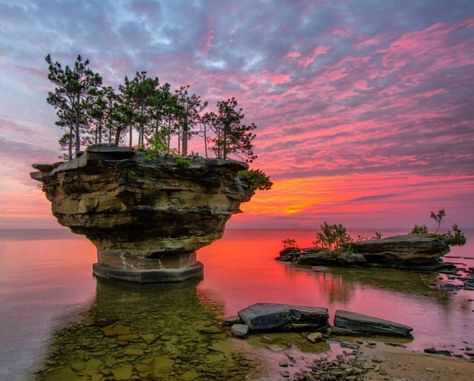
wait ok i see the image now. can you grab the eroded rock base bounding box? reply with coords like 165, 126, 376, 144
92, 262, 204, 283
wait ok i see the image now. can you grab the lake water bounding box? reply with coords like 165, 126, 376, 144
0, 228, 473, 380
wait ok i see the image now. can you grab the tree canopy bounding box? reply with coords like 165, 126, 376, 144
45, 54, 259, 163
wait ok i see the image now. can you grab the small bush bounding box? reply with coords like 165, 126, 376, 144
314, 222, 353, 252
237, 169, 273, 192
282, 238, 298, 248
144, 135, 167, 161
445, 224, 467, 246
411, 225, 428, 235
176, 157, 192, 168
373, 232, 383, 239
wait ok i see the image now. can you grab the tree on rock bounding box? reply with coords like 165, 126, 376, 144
209, 97, 257, 162
45, 54, 103, 159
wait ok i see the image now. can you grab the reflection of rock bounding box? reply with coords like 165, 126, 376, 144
35, 279, 255, 380
290, 235, 450, 269
334, 310, 413, 337
31, 145, 253, 283
238, 303, 329, 331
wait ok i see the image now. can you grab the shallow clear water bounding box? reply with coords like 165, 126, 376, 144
0, 228, 473, 380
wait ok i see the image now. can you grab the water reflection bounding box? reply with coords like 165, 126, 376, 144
35, 279, 255, 381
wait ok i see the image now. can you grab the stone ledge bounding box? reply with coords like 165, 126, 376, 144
92, 262, 204, 283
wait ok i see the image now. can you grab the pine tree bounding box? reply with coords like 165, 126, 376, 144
209, 97, 257, 162
45, 54, 102, 159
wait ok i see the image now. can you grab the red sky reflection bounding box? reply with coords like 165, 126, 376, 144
198, 229, 474, 350
0, 1, 473, 229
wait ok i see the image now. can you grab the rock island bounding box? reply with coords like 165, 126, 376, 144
31, 145, 255, 283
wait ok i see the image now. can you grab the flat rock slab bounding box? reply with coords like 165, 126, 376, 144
238, 303, 329, 331
334, 310, 413, 337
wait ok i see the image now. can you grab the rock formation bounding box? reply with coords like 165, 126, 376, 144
277, 234, 451, 269
238, 303, 329, 331
334, 310, 413, 337
31, 145, 254, 283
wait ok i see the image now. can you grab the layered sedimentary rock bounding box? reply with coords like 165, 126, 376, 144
334, 310, 413, 337
238, 303, 329, 331
351, 234, 450, 265
284, 234, 451, 269
31, 145, 254, 282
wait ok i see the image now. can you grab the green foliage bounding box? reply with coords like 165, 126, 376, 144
45, 54, 103, 160
45, 55, 262, 161
444, 224, 467, 246
206, 97, 257, 162
175, 157, 192, 168
411, 225, 429, 235
143, 134, 167, 161
237, 169, 273, 192
314, 222, 353, 252
282, 238, 298, 248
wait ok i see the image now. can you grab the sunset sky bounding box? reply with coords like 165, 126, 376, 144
0, 0, 473, 230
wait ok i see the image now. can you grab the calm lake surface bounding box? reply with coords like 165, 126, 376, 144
0, 228, 473, 380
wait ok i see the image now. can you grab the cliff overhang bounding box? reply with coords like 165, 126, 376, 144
31, 145, 254, 283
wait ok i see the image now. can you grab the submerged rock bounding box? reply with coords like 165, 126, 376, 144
238, 303, 329, 331
334, 310, 413, 337
31, 145, 254, 283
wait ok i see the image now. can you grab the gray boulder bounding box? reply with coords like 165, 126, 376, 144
230, 324, 249, 338
238, 303, 329, 331
334, 310, 413, 337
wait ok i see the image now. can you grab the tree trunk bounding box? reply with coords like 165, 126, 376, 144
75, 111, 80, 157
182, 124, 188, 156
68, 125, 73, 161
129, 126, 133, 147
167, 116, 171, 153
177, 126, 181, 155
98, 124, 102, 144
223, 128, 227, 159
203, 125, 208, 158
114, 128, 121, 146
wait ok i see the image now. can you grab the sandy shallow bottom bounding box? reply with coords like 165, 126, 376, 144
363, 344, 474, 381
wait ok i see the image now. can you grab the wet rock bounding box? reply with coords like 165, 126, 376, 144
238, 303, 329, 331
298, 247, 368, 267
312, 266, 329, 272
334, 310, 413, 337
101, 323, 132, 336
43, 367, 81, 381
139, 333, 158, 344
276, 247, 302, 262
112, 364, 133, 380
424, 347, 452, 356
124, 346, 144, 356
230, 323, 249, 338
222, 315, 242, 326
306, 332, 323, 343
